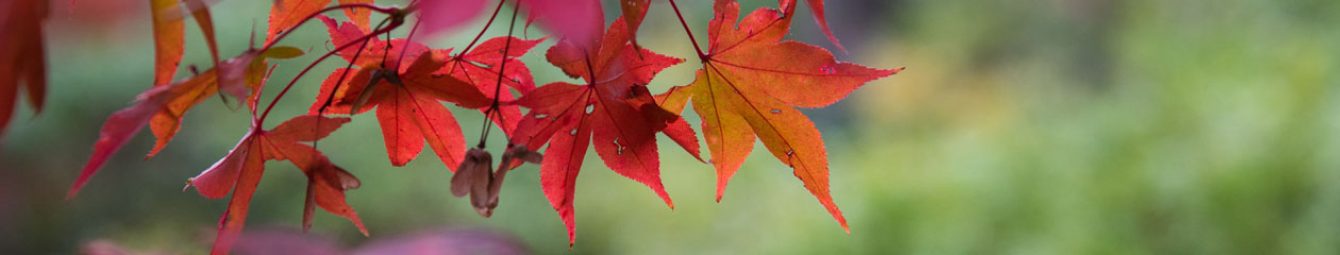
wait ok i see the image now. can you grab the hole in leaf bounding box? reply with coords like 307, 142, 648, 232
819, 65, 837, 75
613, 137, 625, 155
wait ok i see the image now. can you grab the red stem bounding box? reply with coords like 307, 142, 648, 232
667, 0, 708, 60
258, 20, 403, 126
260, 3, 400, 52
395, 18, 423, 71
477, 0, 521, 148
458, 0, 509, 59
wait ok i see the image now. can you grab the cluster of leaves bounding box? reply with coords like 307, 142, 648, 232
20, 0, 902, 253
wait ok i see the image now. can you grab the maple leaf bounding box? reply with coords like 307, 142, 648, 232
317, 16, 429, 72
69, 50, 282, 198
440, 36, 545, 135
659, 0, 902, 233
620, 0, 650, 46
140, 0, 263, 158
323, 15, 542, 135
415, 0, 488, 38
0, 0, 47, 137
779, 0, 846, 53
309, 29, 490, 170
618, 0, 836, 51
184, 0, 222, 68
147, 50, 272, 158
509, 17, 691, 245
414, 0, 604, 47
515, 0, 603, 49
336, 0, 374, 30
188, 115, 366, 255
149, 0, 184, 86
146, 0, 222, 86
268, 0, 331, 43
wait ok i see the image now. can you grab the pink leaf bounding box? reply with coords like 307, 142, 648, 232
416, 0, 489, 39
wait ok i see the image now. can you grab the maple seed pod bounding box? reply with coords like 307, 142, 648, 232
451, 148, 495, 217
501, 144, 544, 168
487, 145, 544, 208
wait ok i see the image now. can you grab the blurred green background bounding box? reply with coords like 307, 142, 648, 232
3, 0, 1340, 254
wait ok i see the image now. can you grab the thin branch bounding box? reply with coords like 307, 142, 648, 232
261, 3, 400, 52
477, 1, 521, 148
458, 0, 510, 60
667, 0, 707, 60
259, 18, 403, 126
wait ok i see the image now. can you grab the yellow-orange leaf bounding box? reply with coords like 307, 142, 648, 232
671, 0, 902, 232
150, 0, 184, 86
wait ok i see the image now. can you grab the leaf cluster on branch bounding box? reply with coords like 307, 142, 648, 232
0, 0, 902, 253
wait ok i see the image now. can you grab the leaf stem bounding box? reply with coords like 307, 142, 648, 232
667, 0, 708, 60
258, 18, 402, 126
395, 18, 423, 71
476, 0, 521, 148
458, 0, 510, 60
261, 3, 401, 53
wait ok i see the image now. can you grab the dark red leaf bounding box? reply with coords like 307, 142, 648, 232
441, 36, 545, 135
0, 0, 48, 136
310, 34, 488, 170
511, 18, 686, 244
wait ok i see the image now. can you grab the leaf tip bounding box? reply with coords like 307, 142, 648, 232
357, 224, 370, 237
831, 207, 850, 234
66, 165, 99, 201
653, 187, 675, 210
63, 189, 80, 201
714, 177, 730, 203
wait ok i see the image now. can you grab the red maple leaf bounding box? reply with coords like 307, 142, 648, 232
515, 0, 603, 49
414, 0, 489, 38
321, 16, 542, 135
439, 36, 545, 135
309, 21, 491, 170
620, 0, 650, 46
508, 17, 697, 245
780, 0, 847, 53
659, 0, 903, 233
188, 115, 366, 255
0, 0, 48, 137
